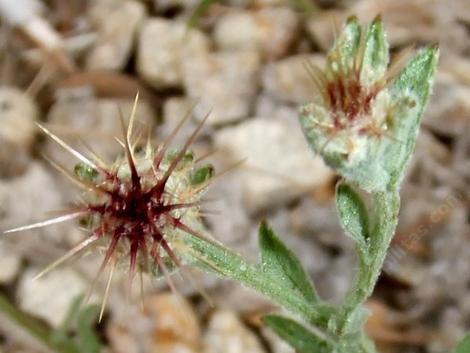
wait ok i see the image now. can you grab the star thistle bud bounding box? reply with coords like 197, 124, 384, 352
299, 16, 438, 192
4, 96, 215, 318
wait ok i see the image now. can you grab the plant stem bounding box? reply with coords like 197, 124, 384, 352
337, 189, 400, 333
183, 235, 334, 330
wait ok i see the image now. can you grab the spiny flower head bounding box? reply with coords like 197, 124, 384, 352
299, 16, 438, 192
5, 95, 215, 318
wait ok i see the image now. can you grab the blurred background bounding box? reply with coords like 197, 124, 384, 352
0, 0, 468, 353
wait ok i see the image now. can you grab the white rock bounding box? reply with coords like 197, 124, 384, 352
424, 74, 470, 136
214, 7, 299, 59
214, 118, 333, 212
163, 97, 195, 124
0, 87, 38, 176
0, 246, 20, 283
451, 0, 470, 25
146, 294, 200, 353
262, 54, 325, 104
0, 162, 70, 254
86, 0, 146, 70
0, 87, 37, 147
46, 94, 156, 168
183, 50, 260, 125
17, 268, 88, 328
203, 310, 265, 353
208, 282, 271, 313
204, 172, 251, 247
107, 293, 200, 353
304, 10, 340, 51
262, 327, 295, 353
354, 0, 468, 51
162, 96, 196, 129
255, 93, 299, 122
306, 1, 468, 52
137, 18, 210, 89
442, 54, 470, 86
107, 307, 152, 353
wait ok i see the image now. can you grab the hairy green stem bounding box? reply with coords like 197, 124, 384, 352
183, 235, 334, 329
337, 190, 400, 333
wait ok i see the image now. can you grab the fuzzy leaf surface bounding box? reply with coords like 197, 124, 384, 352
336, 183, 370, 253
386, 45, 439, 188
326, 16, 361, 79
264, 315, 332, 353
259, 221, 319, 303
360, 16, 389, 85
182, 230, 333, 328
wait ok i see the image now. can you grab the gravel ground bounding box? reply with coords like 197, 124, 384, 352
0, 1, 468, 353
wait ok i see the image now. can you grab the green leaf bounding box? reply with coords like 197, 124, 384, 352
76, 305, 102, 353
336, 183, 370, 252
454, 335, 470, 353
53, 295, 102, 353
264, 315, 332, 353
52, 296, 82, 346
259, 221, 319, 303
387, 45, 439, 188
392, 45, 439, 109
360, 15, 389, 86
181, 228, 333, 327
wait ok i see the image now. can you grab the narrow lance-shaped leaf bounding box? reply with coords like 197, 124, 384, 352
391, 45, 439, 112
336, 183, 370, 254
386, 45, 439, 188
52, 295, 103, 353
259, 221, 319, 304
263, 315, 332, 353
181, 231, 334, 327
76, 305, 102, 353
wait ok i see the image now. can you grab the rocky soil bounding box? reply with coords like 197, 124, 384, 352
0, 1, 468, 353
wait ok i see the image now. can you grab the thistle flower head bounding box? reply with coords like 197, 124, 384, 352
300, 16, 438, 192
5, 95, 215, 318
